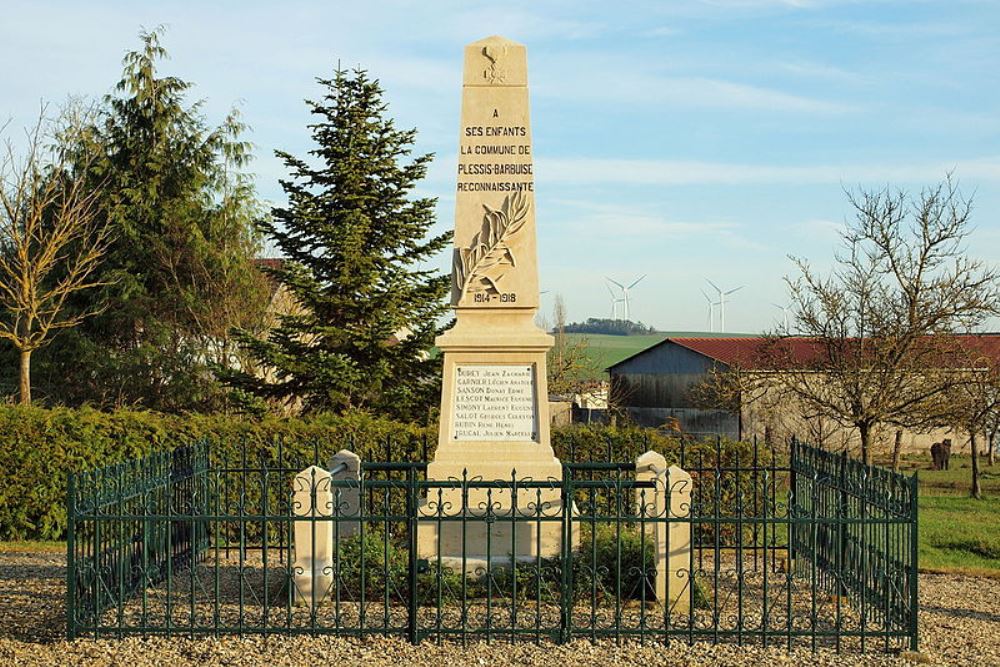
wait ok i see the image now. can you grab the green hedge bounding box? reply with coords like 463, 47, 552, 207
0, 406, 433, 541
0, 406, 766, 541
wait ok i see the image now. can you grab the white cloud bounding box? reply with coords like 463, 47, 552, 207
535, 156, 1000, 186
699, 0, 823, 7
642, 26, 681, 37
788, 218, 844, 241
821, 18, 972, 39
543, 199, 770, 252
778, 59, 864, 83
444, 6, 604, 42
533, 53, 857, 113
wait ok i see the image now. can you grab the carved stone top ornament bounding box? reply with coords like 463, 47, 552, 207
482, 45, 508, 84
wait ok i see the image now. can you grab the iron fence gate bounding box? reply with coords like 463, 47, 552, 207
66, 438, 918, 652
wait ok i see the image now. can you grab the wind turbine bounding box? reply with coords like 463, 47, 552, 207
700, 290, 717, 333
605, 282, 622, 320
607, 275, 646, 322
772, 303, 791, 331
706, 279, 743, 333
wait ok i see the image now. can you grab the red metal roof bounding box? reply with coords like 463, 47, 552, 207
611, 334, 1000, 370
667, 337, 806, 368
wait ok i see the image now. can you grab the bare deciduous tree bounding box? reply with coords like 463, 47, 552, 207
547, 293, 599, 396
767, 177, 1000, 464
939, 348, 1000, 499
0, 113, 112, 404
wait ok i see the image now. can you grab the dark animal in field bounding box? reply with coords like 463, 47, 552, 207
930, 440, 953, 470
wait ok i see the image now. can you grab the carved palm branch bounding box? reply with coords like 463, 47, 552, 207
453, 191, 530, 297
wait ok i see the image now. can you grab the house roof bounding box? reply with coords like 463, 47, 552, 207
253, 257, 285, 272
608, 334, 1000, 372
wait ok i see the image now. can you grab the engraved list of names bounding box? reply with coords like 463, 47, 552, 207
452, 365, 537, 442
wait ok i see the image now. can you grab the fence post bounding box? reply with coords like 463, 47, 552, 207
407, 466, 419, 644
559, 466, 573, 644
328, 450, 362, 537
292, 466, 334, 608
788, 438, 797, 573
909, 472, 919, 651
635, 451, 692, 614
66, 472, 77, 640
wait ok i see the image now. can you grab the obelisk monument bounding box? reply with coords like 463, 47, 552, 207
420, 36, 564, 562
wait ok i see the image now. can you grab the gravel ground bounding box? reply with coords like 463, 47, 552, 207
1, 551, 997, 666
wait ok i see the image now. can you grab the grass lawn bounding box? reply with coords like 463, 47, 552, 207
0, 540, 64, 553
918, 494, 1000, 575
884, 453, 1000, 576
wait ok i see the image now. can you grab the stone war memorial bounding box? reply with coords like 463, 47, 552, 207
62, 35, 920, 657
417, 35, 570, 567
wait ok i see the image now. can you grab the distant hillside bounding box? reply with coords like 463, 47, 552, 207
562, 318, 656, 336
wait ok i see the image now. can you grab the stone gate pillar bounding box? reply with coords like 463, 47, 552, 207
635, 451, 693, 612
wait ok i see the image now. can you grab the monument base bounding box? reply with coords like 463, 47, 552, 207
417, 501, 580, 576
426, 305, 580, 574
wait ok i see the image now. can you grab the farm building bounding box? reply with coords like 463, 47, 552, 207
608, 335, 1000, 455
607, 337, 760, 437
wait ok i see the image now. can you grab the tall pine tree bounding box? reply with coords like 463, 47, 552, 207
34, 28, 269, 410
225, 68, 451, 420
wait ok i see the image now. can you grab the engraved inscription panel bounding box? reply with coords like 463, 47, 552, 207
452, 365, 537, 441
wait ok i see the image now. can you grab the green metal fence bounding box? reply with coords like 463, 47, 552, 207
789, 439, 919, 652
66, 438, 917, 652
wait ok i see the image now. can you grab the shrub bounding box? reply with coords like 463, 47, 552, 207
0, 406, 433, 540
323, 525, 698, 606
0, 406, 767, 541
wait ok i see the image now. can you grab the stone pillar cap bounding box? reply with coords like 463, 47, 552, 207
464, 35, 527, 87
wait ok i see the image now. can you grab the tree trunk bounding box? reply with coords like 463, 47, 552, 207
18, 348, 31, 405
971, 433, 981, 500
891, 429, 903, 471
989, 432, 996, 467
858, 423, 871, 465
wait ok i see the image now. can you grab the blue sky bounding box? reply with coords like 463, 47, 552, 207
3, 0, 998, 332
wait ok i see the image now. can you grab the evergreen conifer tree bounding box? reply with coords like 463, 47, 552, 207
225, 67, 451, 420
36, 28, 268, 410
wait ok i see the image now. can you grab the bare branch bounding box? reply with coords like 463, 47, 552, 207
766, 177, 999, 462
0, 109, 113, 403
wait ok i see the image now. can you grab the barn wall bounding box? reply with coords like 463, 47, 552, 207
609, 341, 738, 435
622, 406, 739, 437
610, 342, 718, 409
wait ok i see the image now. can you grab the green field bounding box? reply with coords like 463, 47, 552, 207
888, 454, 1000, 576
565, 332, 668, 376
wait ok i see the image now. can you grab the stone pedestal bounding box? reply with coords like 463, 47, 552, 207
421, 314, 570, 565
